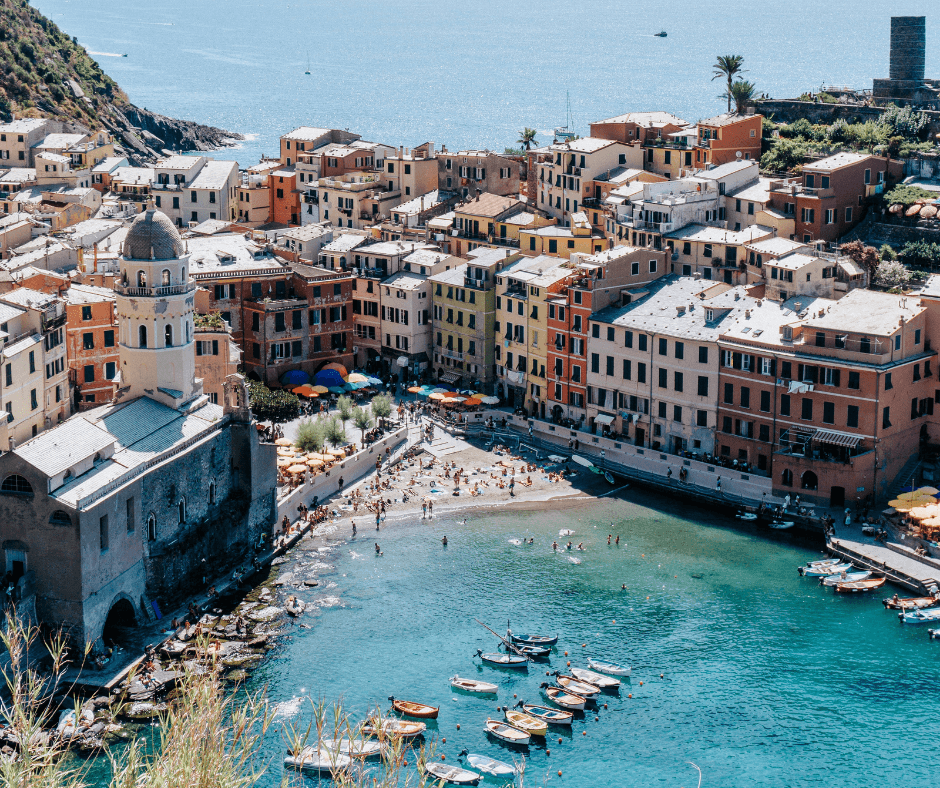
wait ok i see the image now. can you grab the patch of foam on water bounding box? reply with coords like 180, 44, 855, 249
273, 696, 304, 718
316, 596, 343, 608
309, 561, 332, 572
349, 551, 363, 560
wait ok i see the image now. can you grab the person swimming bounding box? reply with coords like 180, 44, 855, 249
441, 535, 448, 545
552, 540, 558, 551
375, 543, 381, 554
566, 541, 573, 550
577, 542, 584, 551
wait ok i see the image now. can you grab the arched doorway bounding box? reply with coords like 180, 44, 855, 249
102, 597, 137, 645
801, 470, 818, 490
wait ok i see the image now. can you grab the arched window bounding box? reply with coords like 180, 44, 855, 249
178, 498, 186, 524
208, 482, 216, 505
147, 514, 156, 542
161, 269, 171, 286
137, 270, 147, 288
0, 475, 32, 495
801, 470, 818, 490
49, 511, 72, 526
139, 325, 148, 348
165, 325, 173, 348
781, 469, 793, 487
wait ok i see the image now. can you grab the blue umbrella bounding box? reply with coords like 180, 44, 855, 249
315, 369, 345, 388
280, 369, 310, 386
368, 376, 384, 386
328, 386, 346, 394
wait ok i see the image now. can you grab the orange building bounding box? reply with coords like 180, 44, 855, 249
62, 284, 119, 409
270, 167, 300, 226
693, 114, 762, 168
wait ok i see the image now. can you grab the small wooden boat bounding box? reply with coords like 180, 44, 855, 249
541, 683, 586, 710
835, 577, 886, 593
504, 708, 547, 737
883, 595, 938, 610
553, 673, 600, 698
519, 702, 573, 726
587, 657, 631, 677
450, 675, 498, 694
570, 667, 621, 689
820, 570, 871, 587
508, 631, 558, 646
736, 511, 758, 521
507, 643, 551, 658
604, 471, 616, 484
458, 750, 517, 777
320, 738, 384, 759
484, 718, 530, 745
900, 607, 940, 624
768, 520, 795, 530
388, 696, 439, 719
475, 649, 528, 669
285, 746, 352, 774
800, 562, 852, 577
805, 558, 840, 568
423, 761, 481, 785
362, 718, 426, 738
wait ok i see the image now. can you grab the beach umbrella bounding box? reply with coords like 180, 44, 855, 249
328, 448, 346, 457
911, 505, 940, 520
459, 389, 477, 395
280, 369, 310, 386
276, 447, 294, 457
275, 437, 293, 446
347, 373, 369, 383
315, 368, 345, 388
312, 385, 329, 394
277, 457, 292, 467
444, 396, 466, 403
916, 486, 940, 496
429, 393, 446, 401
328, 386, 346, 394
897, 490, 923, 501
408, 386, 423, 393
431, 387, 448, 393
888, 499, 914, 511
464, 397, 482, 406
306, 458, 324, 468
299, 390, 319, 399
923, 516, 940, 527
287, 464, 307, 475
368, 376, 384, 386
480, 396, 500, 405
322, 362, 349, 377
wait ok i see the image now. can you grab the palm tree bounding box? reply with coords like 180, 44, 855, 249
352, 406, 374, 444
517, 128, 537, 151
729, 80, 757, 115
712, 55, 746, 114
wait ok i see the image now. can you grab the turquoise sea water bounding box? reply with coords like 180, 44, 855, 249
30, 0, 940, 164
241, 490, 940, 788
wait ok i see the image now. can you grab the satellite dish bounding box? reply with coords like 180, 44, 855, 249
735, 151, 743, 158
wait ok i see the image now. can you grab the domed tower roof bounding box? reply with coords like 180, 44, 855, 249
123, 209, 184, 260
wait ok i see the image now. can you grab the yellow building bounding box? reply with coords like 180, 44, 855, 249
520, 212, 607, 258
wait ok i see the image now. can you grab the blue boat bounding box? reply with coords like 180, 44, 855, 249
508, 630, 558, 646
900, 608, 940, 624
505, 643, 551, 658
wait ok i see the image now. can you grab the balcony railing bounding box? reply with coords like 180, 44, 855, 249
151, 182, 186, 191
115, 282, 197, 297
442, 348, 464, 361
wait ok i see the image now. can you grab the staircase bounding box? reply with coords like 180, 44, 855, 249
887, 454, 921, 502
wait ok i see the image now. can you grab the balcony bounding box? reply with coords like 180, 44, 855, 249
303, 194, 319, 204
633, 219, 673, 234
151, 181, 186, 191
442, 348, 464, 361
505, 286, 528, 299
115, 282, 197, 297
464, 275, 489, 290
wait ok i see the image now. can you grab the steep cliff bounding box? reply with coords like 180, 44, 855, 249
0, 0, 240, 161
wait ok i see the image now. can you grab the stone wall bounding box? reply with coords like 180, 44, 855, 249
755, 100, 940, 135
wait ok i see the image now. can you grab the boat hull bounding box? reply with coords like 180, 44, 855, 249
570, 667, 621, 689
479, 653, 528, 669
450, 675, 498, 694
835, 577, 886, 593
485, 719, 531, 745
504, 709, 547, 737
544, 686, 586, 710
521, 703, 573, 725
900, 609, 940, 624
509, 632, 558, 646
424, 762, 481, 785
391, 699, 439, 719
883, 596, 938, 610
587, 658, 631, 677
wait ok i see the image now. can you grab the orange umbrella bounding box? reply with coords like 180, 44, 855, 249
408, 386, 423, 393
322, 362, 348, 377
287, 464, 307, 474
464, 397, 482, 406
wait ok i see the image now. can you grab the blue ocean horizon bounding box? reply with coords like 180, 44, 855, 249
31, 0, 940, 165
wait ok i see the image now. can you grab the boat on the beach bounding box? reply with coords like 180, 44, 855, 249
519, 701, 574, 725
800, 562, 852, 577
388, 696, 439, 719
570, 667, 621, 689
484, 718, 531, 745
587, 658, 632, 677
450, 675, 498, 694
320, 738, 384, 759
423, 760, 481, 785
835, 577, 886, 593
475, 649, 528, 668
820, 570, 871, 587
458, 750, 517, 777
284, 746, 352, 775
541, 683, 587, 710
508, 631, 558, 646
553, 672, 600, 698
362, 717, 427, 738
504, 708, 547, 737
900, 607, 940, 624
882, 595, 938, 610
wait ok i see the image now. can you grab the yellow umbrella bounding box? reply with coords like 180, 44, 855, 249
277, 447, 294, 456
429, 392, 446, 401
277, 457, 293, 467
312, 385, 329, 394
916, 486, 940, 495
275, 437, 293, 446
347, 373, 369, 383
287, 464, 307, 474
909, 506, 936, 520
306, 458, 324, 468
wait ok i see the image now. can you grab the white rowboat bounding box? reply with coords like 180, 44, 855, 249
285, 746, 352, 774
485, 718, 530, 745
361, 718, 426, 738
820, 570, 871, 587
320, 738, 384, 759
423, 761, 481, 785
587, 658, 632, 676
541, 684, 586, 710
459, 750, 517, 777
570, 667, 621, 689
450, 675, 498, 694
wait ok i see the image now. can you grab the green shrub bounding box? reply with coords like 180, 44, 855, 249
899, 240, 940, 269
879, 244, 897, 261
247, 380, 300, 423
760, 138, 806, 172
295, 418, 325, 452
883, 185, 935, 205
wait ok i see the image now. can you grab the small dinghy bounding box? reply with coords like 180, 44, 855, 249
362, 718, 426, 738
450, 675, 498, 694
320, 738, 384, 759
458, 750, 517, 777
768, 520, 795, 530
541, 683, 586, 710
805, 558, 840, 568
800, 562, 852, 577
736, 511, 758, 521
883, 595, 938, 611
519, 701, 573, 726
484, 718, 530, 745
508, 643, 551, 658
929, 628, 940, 639
474, 649, 528, 669
587, 658, 632, 677
508, 631, 558, 646
570, 667, 621, 689
820, 570, 871, 587
388, 696, 439, 719
504, 708, 547, 737
424, 760, 481, 785
553, 673, 600, 698
900, 607, 940, 624
835, 577, 886, 593
285, 746, 352, 774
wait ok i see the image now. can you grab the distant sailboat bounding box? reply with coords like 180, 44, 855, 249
304, 52, 311, 75
654, 31, 667, 37
554, 91, 576, 141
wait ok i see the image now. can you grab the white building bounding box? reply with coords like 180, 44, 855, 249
151, 156, 239, 228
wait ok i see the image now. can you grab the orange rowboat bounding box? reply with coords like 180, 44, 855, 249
388, 696, 439, 719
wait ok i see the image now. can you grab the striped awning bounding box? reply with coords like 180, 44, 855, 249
439, 371, 461, 384
813, 429, 861, 448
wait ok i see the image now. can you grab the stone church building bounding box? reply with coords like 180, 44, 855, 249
0, 209, 276, 647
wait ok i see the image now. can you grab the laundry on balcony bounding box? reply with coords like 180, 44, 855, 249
594, 413, 615, 425
787, 381, 814, 394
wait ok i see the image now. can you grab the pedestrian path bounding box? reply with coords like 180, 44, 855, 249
423, 434, 462, 457
829, 535, 940, 594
